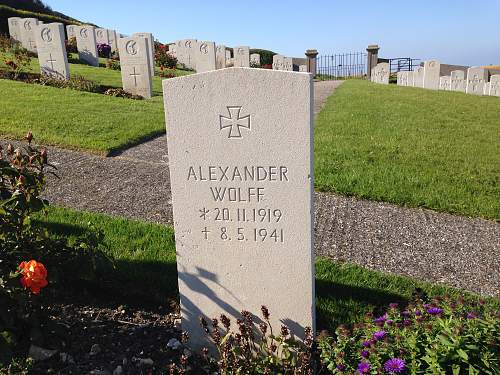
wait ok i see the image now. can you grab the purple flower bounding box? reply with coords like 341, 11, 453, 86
361, 350, 370, 358
384, 358, 406, 373
415, 310, 422, 316
403, 319, 412, 327
362, 340, 373, 347
358, 361, 371, 374
374, 313, 388, 323
426, 307, 443, 315
467, 312, 478, 319
401, 310, 410, 317
336, 363, 346, 371
386, 319, 394, 326
373, 330, 387, 341
389, 303, 399, 309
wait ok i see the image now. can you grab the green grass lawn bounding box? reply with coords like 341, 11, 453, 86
0, 79, 166, 154
315, 80, 500, 221
39, 206, 499, 332
0, 52, 194, 153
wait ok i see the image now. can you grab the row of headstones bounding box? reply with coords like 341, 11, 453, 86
169, 39, 308, 73
371, 60, 500, 97
7, 17, 156, 98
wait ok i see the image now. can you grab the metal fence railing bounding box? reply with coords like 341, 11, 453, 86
316, 52, 367, 80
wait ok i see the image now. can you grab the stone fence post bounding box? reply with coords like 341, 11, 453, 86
366, 44, 380, 80
305, 49, 318, 76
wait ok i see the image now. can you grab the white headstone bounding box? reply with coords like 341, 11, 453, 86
375, 63, 389, 84
215, 45, 226, 69
225, 49, 232, 66
20, 18, 39, 53
299, 65, 308, 72
108, 29, 118, 55
282, 57, 293, 71
233, 46, 250, 67
8, 17, 22, 42
195, 41, 216, 73
489, 75, 500, 97
250, 53, 260, 66
466, 67, 488, 96
272, 54, 284, 70
397, 71, 404, 86
95, 28, 109, 45
117, 36, 153, 99
132, 32, 155, 76
35, 23, 69, 80
413, 67, 424, 87
66, 24, 77, 40
439, 76, 451, 91
450, 70, 466, 92
406, 70, 414, 86
177, 39, 197, 69
422, 60, 440, 90
75, 25, 99, 66
163, 67, 315, 349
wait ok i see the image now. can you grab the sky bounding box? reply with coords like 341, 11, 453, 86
46, 0, 499, 67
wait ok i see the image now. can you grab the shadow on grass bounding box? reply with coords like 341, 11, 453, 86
315, 279, 408, 332
106, 130, 166, 157
38, 218, 179, 310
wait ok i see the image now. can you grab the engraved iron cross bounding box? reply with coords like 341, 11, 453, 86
219, 106, 251, 138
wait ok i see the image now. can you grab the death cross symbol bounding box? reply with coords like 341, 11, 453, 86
130, 67, 140, 86
219, 106, 251, 139
46, 53, 56, 70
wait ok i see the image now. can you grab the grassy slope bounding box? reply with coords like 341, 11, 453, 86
0, 54, 191, 153
40, 206, 499, 332
315, 80, 500, 220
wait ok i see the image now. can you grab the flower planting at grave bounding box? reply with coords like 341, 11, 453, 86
97, 42, 111, 58
155, 40, 178, 69
0, 133, 112, 366
317, 296, 499, 374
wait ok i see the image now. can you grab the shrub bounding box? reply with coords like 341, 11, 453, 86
0, 134, 112, 364
318, 296, 499, 374
155, 41, 177, 69
105, 57, 120, 70
97, 43, 111, 58
2, 43, 31, 80
104, 88, 143, 100
0, 33, 14, 52
159, 65, 176, 79
250, 49, 277, 66
172, 306, 314, 374
35, 74, 101, 93
65, 36, 77, 54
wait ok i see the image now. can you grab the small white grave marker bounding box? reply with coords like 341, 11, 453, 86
35, 23, 69, 80
118, 36, 153, 98
75, 25, 99, 66
233, 46, 250, 67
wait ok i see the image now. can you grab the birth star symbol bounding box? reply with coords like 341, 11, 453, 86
219, 106, 251, 138
202, 227, 211, 240
199, 208, 210, 220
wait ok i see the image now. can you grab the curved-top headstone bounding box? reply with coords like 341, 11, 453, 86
489, 75, 500, 97
163, 67, 315, 349
7, 17, 22, 42
75, 25, 98, 66
450, 70, 466, 92
423, 60, 440, 90
20, 18, 39, 53
117, 36, 153, 98
215, 45, 226, 69
132, 32, 155, 76
35, 23, 69, 80
195, 41, 216, 73
233, 46, 250, 67
466, 67, 488, 96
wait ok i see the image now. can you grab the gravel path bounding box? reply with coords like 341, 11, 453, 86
3, 80, 499, 297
